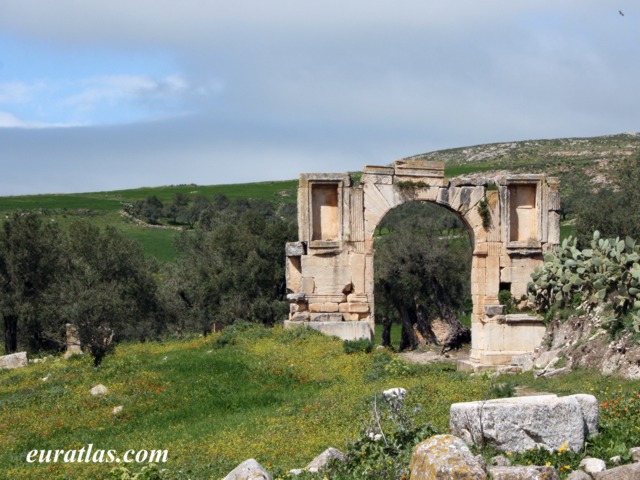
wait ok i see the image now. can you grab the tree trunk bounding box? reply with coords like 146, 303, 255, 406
432, 283, 471, 353
398, 305, 418, 351
381, 316, 392, 347
413, 303, 439, 346
4, 314, 18, 354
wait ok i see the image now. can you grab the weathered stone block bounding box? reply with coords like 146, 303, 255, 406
346, 303, 369, 313
309, 303, 322, 313
593, 462, 640, 479
224, 458, 272, 480
511, 353, 534, 371
409, 435, 486, 480
301, 277, 315, 294
310, 313, 343, 322
485, 305, 506, 316
285, 242, 305, 257
0, 351, 28, 369
306, 448, 346, 473
566, 470, 593, 480
579, 457, 606, 474
285, 319, 373, 341
488, 466, 558, 480
322, 303, 339, 313
64, 323, 82, 359
450, 394, 598, 453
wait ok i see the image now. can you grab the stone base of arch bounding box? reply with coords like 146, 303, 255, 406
285, 160, 560, 369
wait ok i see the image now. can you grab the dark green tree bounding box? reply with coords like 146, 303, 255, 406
57, 222, 164, 366
0, 213, 64, 354
165, 192, 190, 224
142, 195, 164, 225
574, 157, 640, 246
170, 203, 296, 334
374, 203, 471, 351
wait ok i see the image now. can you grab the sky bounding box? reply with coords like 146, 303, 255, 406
0, 1, 638, 196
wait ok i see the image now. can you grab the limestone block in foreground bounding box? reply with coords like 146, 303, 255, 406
0, 351, 28, 369
409, 434, 486, 480
593, 461, 640, 479
449, 394, 598, 453
579, 457, 606, 474
488, 466, 559, 480
566, 471, 592, 480
223, 459, 272, 480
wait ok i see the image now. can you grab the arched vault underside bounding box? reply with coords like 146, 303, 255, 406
284, 160, 560, 369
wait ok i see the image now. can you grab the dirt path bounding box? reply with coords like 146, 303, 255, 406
398, 345, 470, 365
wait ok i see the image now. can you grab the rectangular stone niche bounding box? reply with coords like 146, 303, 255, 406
509, 184, 538, 243
311, 183, 339, 241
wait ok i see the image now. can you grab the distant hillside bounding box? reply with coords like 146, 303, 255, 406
429, 132, 640, 179
0, 132, 637, 262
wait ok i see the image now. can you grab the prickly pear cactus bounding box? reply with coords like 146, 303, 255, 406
528, 231, 640, 335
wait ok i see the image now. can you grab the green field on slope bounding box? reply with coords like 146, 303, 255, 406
1, 325, 638, 479
0, 180, 298, 263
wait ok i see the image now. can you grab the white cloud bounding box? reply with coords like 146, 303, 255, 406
0, 111, 27, 127
0, 0, 638, 194
66, 75, 170, 108
0, 81, 44, 105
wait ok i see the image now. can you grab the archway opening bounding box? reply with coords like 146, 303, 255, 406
373, 201, 473, 352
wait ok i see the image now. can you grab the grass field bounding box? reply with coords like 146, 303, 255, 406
1, 324, 639, 479
0, 180, 298, 263
0, 180, 298, 213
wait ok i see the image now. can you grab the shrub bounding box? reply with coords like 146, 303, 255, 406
343, 338, 374, 354
324, 390, 436, 480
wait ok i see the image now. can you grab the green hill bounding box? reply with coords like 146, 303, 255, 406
1, 133, 638, 262
0, 180, 298, 263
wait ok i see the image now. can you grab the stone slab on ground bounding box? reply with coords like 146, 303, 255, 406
566, 471, 592, 480
593, 462, 640, 479
450, 394, 598, 453
488, 465, 559, 480
0, 351, 27, 369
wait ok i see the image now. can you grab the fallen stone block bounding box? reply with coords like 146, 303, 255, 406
409, 434, 486, 480
534, 349, 562, 369
593, 462, 640, 479
511, 353, 534, 372
0, 351, 28, 369
488, 465, 559, 480
450, 394, 598, 453
224, 459, 272, 480
580, 457, 606, 474
566, 470, 592, 480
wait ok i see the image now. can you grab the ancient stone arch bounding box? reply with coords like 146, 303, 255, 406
285, 160, 560, 368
